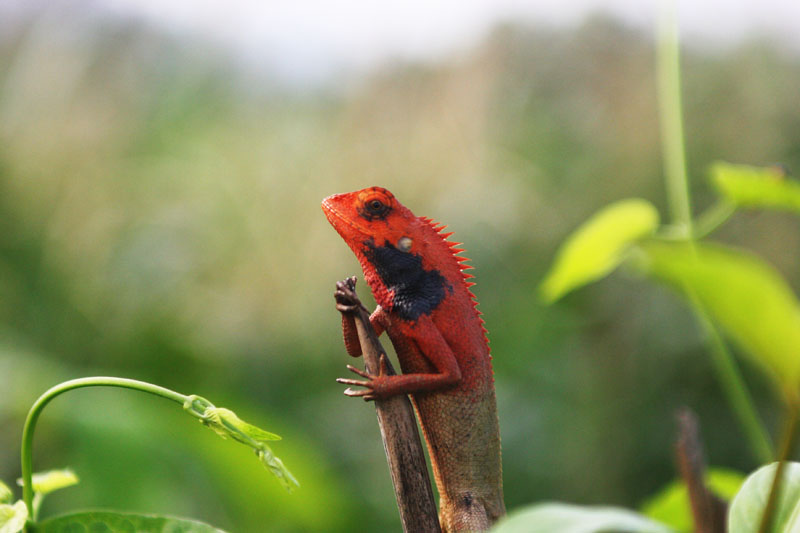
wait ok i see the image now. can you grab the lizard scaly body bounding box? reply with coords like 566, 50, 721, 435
322, 186, 505, 532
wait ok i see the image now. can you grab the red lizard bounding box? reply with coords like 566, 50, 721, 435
322, 186, 505, 532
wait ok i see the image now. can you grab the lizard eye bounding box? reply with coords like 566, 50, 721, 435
365, 198, 389, 217
357, 191, 393, 220
397, 236, 412, 252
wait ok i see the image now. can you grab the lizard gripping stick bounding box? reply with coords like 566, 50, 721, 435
323, 187, 505, 532
334, 276, 440, 533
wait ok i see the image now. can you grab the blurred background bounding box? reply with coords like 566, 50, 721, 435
1, 1, 800, 531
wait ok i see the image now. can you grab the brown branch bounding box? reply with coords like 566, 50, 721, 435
347, 285, 441, 533
675, 408, 727, 533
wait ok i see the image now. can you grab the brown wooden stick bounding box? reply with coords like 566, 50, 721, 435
346, 282, 441, 533
675, 408, 727, 533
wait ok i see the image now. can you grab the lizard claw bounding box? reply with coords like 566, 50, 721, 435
336, 377, 370, 387
337, 356, 392, 402
344, 364, 370, 379
337, 378, 376, 401
342, 387, 376, 400
334, 277, 366, 314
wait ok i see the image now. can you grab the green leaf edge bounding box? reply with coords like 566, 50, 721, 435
17, 470, 79, 497
491, 501, 675, 533
728, 462, 800, 533
33, 510, 228, 533
0, 501, 28, 533
540, 198, 660, 303
710, 161, 800, 213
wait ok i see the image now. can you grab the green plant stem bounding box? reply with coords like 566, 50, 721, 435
758, 402, 799, 533
693, 201, 736, 239
691, 300, 774, 463
690, 285, 773, 465
657, 0, 692, 235
20, 377, 188, 518
656, 1, 772, 464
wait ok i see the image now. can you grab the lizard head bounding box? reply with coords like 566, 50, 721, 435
322, 186, 449, 315
321, 186, 416, 251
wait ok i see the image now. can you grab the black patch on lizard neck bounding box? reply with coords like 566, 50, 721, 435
363, 239, 451, 321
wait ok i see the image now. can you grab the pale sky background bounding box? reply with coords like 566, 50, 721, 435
6, 0, 800, 83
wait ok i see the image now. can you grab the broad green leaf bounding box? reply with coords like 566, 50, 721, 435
540, 199, 659, 303
711, 161, 800, 213
35, 510, 227, 533
492, 502, 674, 533
17, 469, 78, 497
641, 468, 746, 532
640, 241, 800, 402
0, 481, 11, 504
729, 462, 800, 533
0, 501, 27, 533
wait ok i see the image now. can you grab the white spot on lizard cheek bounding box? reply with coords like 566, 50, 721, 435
397, 236, 413, 252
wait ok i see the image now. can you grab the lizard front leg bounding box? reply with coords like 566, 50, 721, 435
334, 276, 388, 356
337, 314, 462, 400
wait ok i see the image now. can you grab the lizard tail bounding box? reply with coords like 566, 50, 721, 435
441, 492, 501, 533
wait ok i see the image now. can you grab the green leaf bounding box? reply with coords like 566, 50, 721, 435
18, 469, 78, 497
492, 503, 674, 533
256, 448, 300, 494
641, 468, 746, 532
0, 481, 11, 504
35, 510, 227, 533
711, 161, 800, 213
183, 396, 299, 492
639, 241, 800, 402
540, 199, 659, 303
728, 462, 800, 533
201, 407, 282, 445
0, 501, 27, 533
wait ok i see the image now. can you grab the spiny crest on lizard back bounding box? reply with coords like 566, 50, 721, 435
321, 187, 488, 339
416, 213, 491, 345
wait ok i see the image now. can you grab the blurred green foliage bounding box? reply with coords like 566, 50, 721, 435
641, 468, 744, 532
1, 6, 799, 532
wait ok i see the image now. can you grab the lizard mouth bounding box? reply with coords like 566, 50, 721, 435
321, 196, 370, 238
